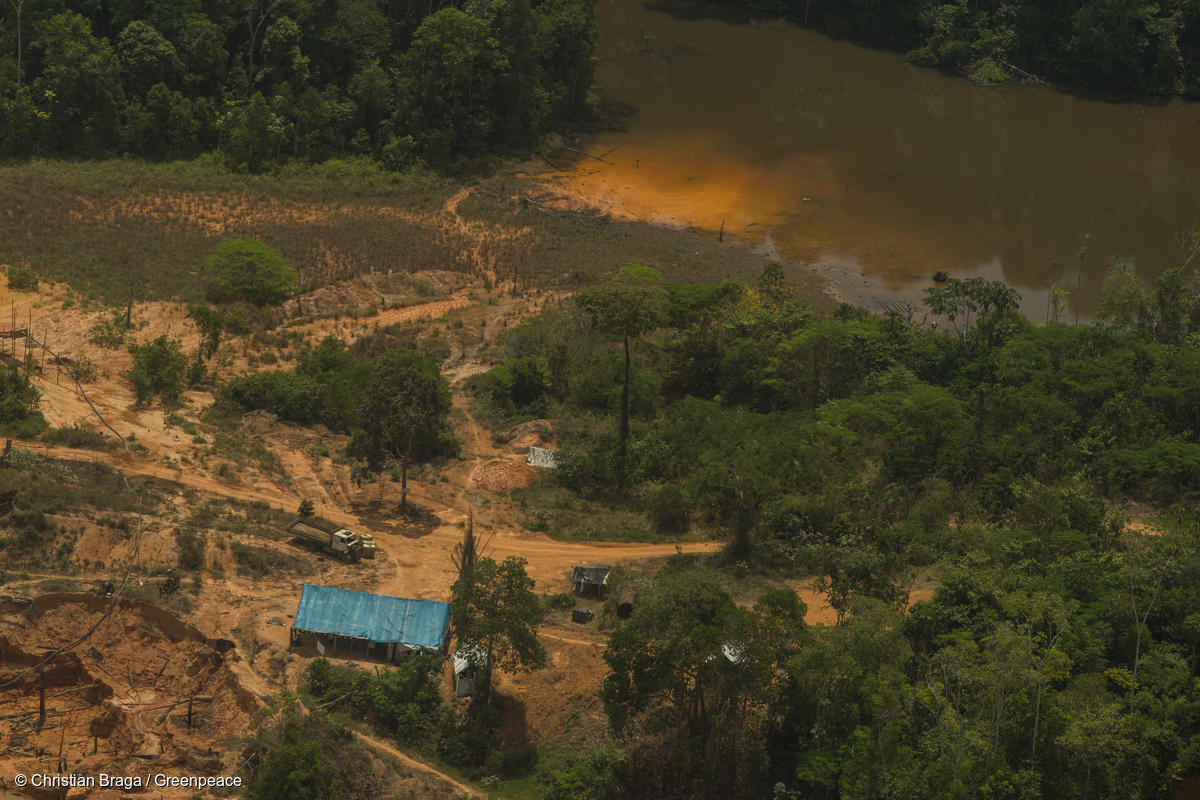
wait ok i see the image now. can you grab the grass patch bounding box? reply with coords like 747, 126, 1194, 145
43, 425, 119, 451
208, 435, 283, 477
231, 541, 310, 578
512, 485, 687, 543
0, 159, 457, 304
176, 529, 206, 571
458, 180, 833, 307
0, 459, 154, 570
0, 159, 833, 312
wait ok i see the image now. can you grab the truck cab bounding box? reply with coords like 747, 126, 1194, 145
330, 529, 361, 561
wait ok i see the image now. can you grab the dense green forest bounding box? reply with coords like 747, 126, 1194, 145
0, 0, 597, 169
466, 264, 1200, 798
738, 0, 1200, 95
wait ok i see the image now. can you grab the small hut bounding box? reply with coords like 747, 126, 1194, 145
571, 566, 611, 597
453, 644, 487, 697
617, 585, 637, 619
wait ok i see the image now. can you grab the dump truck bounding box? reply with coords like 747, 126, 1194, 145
285, 517, 377, 561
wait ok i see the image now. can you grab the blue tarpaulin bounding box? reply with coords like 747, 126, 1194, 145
293, 584, 451, 650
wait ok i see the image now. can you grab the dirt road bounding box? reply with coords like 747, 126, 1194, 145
352, 731, 479, 799
18, 436, 719, 594
19, 287, 721, 604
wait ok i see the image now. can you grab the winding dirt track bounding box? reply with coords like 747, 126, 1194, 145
18, 439, 719, 593
17, 285, 720, 599
352, 730, 478, 798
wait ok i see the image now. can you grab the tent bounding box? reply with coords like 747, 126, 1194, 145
453, 644, 488, 697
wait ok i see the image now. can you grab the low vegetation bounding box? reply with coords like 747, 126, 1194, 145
241, 693, 402, 800
205, 238, 298, 307
0, 365, 47, 437
223, 336, 459, 479
41, 425, 118, 451
127, 335, 188, 405
0, 455, 147, 570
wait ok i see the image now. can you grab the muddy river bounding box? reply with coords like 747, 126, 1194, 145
550, 0, 1200, 315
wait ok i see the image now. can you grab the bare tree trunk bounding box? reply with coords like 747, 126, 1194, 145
13, 0, 23, 86
246, 0, 280, 93
619, 332, 630, 473
400, 428, 413, 509
1031, 681, 1043, 761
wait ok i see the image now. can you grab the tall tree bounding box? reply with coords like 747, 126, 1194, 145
397, 8, 507, 162
346, 348, 457, 506
6, 0, 26, 85
576, 265, 667, 476
245, 0, 282, 93
602, 573, 770, 734
115, 20, 182, 97
451, 556, 545, 701
31, 12, 125, 155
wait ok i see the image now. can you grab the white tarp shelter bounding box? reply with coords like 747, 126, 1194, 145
453, 644, 488, 697
527, 446, 561, 469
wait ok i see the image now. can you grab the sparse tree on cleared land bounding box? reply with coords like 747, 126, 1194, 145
127, 335, 188, 405
204, 238, 297, 307
451, 556, 545, 701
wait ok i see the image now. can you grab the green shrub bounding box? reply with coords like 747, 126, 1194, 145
542, 592, 575, 613
540, 745, 628, 800
43, 425, 117, 451
7, 263, 37, 291
646, 484, 691, 534
231, 542, 272, 577
478, 356, 553, 418
304, 656, 449, 747
71, 355, 98, 382
224, 371, 323, 424
127, 336, 188, 405
87, 316, 129, 349
437, 714, 496, 769
0, 366, 48, 436
223, 303, 257, 334
205, 238, 298, 307
176, 529, 205, 571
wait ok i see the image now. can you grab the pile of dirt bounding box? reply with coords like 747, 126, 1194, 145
0, 594, 259, 798
471, 457, 538, 493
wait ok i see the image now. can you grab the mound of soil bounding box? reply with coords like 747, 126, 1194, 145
471, 457, 537, 492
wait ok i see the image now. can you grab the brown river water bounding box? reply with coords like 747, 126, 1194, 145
547, 0, 1200, 315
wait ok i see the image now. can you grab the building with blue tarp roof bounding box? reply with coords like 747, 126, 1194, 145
290, 583, 451, 663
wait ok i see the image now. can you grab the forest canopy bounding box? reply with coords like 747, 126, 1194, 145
0, 0, 598, 169
738, 0, 1200, 96
471, 262, 1200, 799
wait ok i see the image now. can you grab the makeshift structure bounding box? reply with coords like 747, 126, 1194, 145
290, 584, 451, 663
